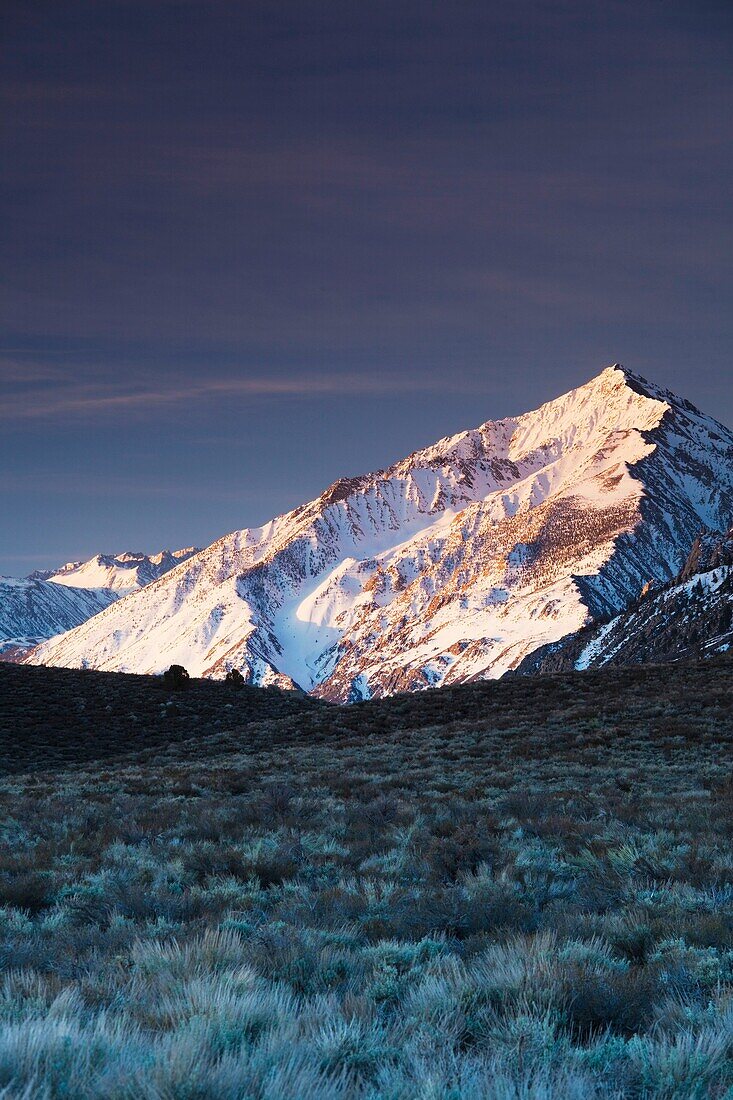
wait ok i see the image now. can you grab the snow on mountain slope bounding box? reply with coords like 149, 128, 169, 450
1, 548, 201, 660
27, 366, 733, 699
0, 578, 119, 659
32, 548, 201, 594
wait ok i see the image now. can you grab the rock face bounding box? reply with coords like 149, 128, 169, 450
26, 366, 733, 699
677, 527, 733, 582
2, 549, 200, 659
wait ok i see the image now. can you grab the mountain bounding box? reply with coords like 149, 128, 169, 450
0, 578, 118, 660
513, 525, 733, 675
26, 366, 733, 699
2, 548, 200, 659
30, 548, 201, 594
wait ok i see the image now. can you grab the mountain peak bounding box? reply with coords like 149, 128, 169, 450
598, 361, 626, 378
27, 367, 733, 700
569, 362, 656, 402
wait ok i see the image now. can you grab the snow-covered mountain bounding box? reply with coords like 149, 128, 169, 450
26, 366, 733, 699
31, 548, 200, 594
2, 548, 200, 659
0, 578, 118, 659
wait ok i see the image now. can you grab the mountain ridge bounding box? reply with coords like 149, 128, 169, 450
512, 523, 733, 676
30, 547, 201, 593
25, 366, 733, 698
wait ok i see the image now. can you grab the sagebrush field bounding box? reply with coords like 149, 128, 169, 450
0, 659, 732, 1098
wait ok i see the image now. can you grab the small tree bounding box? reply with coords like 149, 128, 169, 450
224, 667, 245, 689
163, 664, 190, 690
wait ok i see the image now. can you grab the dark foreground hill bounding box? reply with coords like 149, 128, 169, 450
3, 653, 733, 773
0, 661, 326, 773
1, 658, 733, 1097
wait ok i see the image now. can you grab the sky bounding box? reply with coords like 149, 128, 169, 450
2, 0, 732, 575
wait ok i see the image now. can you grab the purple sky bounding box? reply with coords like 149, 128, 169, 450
2, 1, 732, 574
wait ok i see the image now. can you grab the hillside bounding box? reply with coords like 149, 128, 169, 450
1, 658, 733, 1096
0, 661, 323, 773
26, 365, 733, 699
0, 577, 118, 660
1, 548, 201, 661
516, 525, 733, 675
3, 650, 733, 774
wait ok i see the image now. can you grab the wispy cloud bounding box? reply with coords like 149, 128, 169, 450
0, 367, 458, 422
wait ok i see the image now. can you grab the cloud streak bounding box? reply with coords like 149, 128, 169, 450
0, 368, 460, 422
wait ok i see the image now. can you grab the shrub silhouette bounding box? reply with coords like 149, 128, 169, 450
163, 664, 190, 690
224, 668, 245, 689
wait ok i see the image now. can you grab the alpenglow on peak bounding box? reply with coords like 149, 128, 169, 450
27, 366, 733, 700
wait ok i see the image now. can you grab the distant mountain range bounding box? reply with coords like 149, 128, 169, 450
30, 548, 201, 593
0, 549, 200, 659
20, 365, 733, 698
